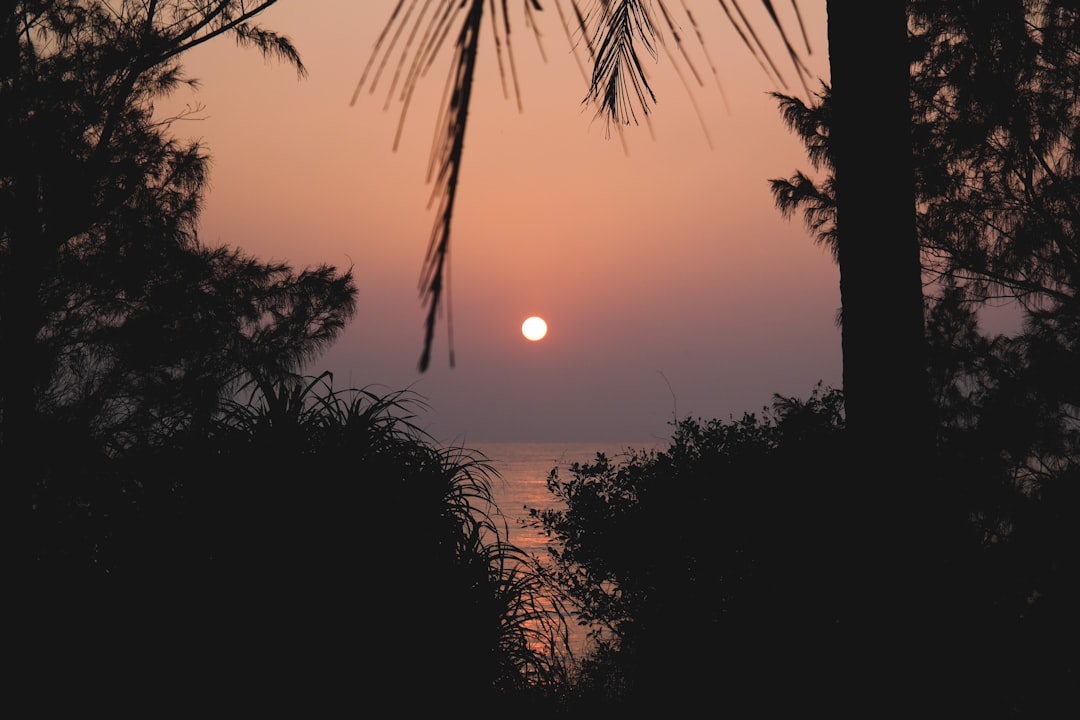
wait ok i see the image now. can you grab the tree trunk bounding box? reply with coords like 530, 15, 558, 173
828, 5, 928, 447
826, 1, 941, 712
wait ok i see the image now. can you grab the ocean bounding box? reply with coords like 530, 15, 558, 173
471, 440, 660, 552
468, 440, 665, 658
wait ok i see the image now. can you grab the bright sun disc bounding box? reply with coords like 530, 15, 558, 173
521, 316, 547, 341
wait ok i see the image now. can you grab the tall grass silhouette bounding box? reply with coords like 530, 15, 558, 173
18, 372, 574, 711
195, 372, 575, 707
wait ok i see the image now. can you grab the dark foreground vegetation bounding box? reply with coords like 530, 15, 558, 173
3, 1, 1078, 716
12, 377, 571, 714
534, 386, 1078, 715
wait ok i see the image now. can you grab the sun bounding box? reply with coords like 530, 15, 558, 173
521, 316, 548, 341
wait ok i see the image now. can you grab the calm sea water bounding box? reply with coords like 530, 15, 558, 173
467, 441, 664, 658
471, 441, 658, 552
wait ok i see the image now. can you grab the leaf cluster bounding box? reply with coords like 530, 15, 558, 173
531, 384, 847, 709
1, 2, 353, 454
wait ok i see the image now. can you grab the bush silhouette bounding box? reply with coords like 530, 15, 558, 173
533, 385, 848, 713
14, 375, 569, 713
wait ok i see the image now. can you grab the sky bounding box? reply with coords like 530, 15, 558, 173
159, 1, 839, 445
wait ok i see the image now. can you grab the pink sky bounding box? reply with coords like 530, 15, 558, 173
160, 1, 839, 443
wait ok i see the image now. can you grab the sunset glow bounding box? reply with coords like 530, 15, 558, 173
156, 1, 840, 442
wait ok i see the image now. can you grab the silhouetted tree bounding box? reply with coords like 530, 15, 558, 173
774, 0, 1080, 461
771, 3, 1080, 710
532, 385, 848, 713
1, 2, 359, 567
51, 243, 357, 450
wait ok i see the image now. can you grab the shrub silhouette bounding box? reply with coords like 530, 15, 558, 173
536, 374, 1079, 715
532, 384, 848, 714
14, 374, 569, 713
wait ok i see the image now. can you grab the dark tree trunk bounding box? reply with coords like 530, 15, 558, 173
826, 1, 944, 713
828, 4, 928, 450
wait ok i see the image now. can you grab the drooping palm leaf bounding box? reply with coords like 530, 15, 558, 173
360, 1, 811, 370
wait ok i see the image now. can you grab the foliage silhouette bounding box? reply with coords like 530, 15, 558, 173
182, 375, 573, 711
534, 379, 1077, 715
15, 375, 573, 712
768, 4, 1080, 711
771, 0, 1080, 572
0, 1, 357, 565
531, 385, 849, 713
1, 0, 304, 436
774, 1, 1080, 321
9, 1, 1077, 712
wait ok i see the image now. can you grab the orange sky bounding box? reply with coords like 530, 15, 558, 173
160, 1, 839, 443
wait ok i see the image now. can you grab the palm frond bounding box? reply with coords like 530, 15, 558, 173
583, 0, 813, 132
583, 0, 659, 131
359, 1, 812, 370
